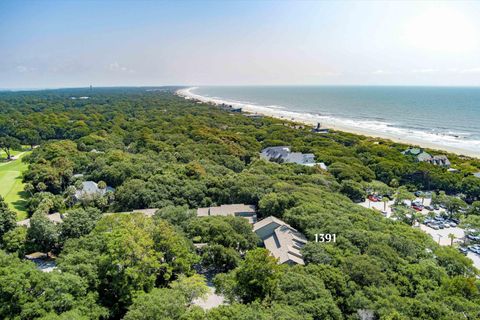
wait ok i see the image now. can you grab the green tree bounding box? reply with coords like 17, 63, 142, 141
186, 216, 258, 251
201, 244, 240, 272
214, 248, 281, 303
170, 274, 209, 305
394, 186, 415, 206
58, 208, 101, 244
435, 246, 475, 277
0, 196, 16, 239
444, 197, 466, 219
123, 288, 189, 320
448, 233, 456, 246
151, 219, 199, 282
27, 212, 58, 252
0, 136, 21, 159
467, 201, 480, 216
340, 180, 365, 203
154, 205, 196, 229
1, 226, 27, 256
94, 214, 163, 316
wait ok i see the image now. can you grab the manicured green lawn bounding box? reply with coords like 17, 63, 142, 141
0, 151, 30, 220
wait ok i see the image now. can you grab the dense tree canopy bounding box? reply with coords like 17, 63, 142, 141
0, 88, 478, 319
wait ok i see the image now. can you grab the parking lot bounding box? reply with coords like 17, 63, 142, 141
360, 196, 480, 271
419, 224, 465, 246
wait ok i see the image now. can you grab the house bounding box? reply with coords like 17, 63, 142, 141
402, 147, 422, 156
431, 155, 451, 167
260, 146, 327, 169
402, 147, 450, 167
402, 147, 432, 162
253, 216, 307, 265
245, 113, 263, 119
417, 151, 433, 162
197, 204, 257, 224
75, 181, 114, 200
17, 212, 65, 228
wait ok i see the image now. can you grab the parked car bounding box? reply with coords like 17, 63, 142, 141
368, 195, 379, 202
412, 205, 423, 211
424, 205, 433, 211
467, 234, 480, 241
459, 247, 468, 255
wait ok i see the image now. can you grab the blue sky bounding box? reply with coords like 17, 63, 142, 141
2, 0, 480, 88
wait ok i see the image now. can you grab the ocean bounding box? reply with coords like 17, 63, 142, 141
179, 86, 480, 156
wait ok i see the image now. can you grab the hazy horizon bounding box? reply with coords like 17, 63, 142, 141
2, 0, 480, 88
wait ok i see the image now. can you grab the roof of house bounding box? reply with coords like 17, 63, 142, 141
417, 151, 433, 162
253, 216, 307, 265
260, 146, 319, 166
17, 212, 65, 228
75, 181, 114, 199
260, 146, 291, 161
197, 204, 257, 224
473, 172, 480, 178
132, 208, 158, 217
285, 152, 315, 165
402, 147, 422, 156
432, 155, 451, 166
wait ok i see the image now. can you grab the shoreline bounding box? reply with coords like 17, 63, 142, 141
176, 87, 480, 159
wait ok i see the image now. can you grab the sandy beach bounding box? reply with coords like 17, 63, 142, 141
177, 87, 480, 159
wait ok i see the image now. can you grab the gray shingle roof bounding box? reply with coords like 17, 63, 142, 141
260, 146, 324, 167
253, 216, 307, 265
197, 204, 257, 224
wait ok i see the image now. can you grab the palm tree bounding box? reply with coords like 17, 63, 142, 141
410, 210, 423, 226
382, 197, 390, 212
448, 233, 456, 246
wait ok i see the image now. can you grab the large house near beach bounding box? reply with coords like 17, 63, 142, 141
253, 216, 308, 265
260, 146, 327, 169
402, 147, 450, 168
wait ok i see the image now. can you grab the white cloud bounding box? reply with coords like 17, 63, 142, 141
459, 67, 480, 74
411, 68, 437, 74
372, 69, 389, 75
108, 62, 134, 73
16, 65, 35, 73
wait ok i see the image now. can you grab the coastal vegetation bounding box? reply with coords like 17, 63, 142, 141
0, 88, 479, 319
